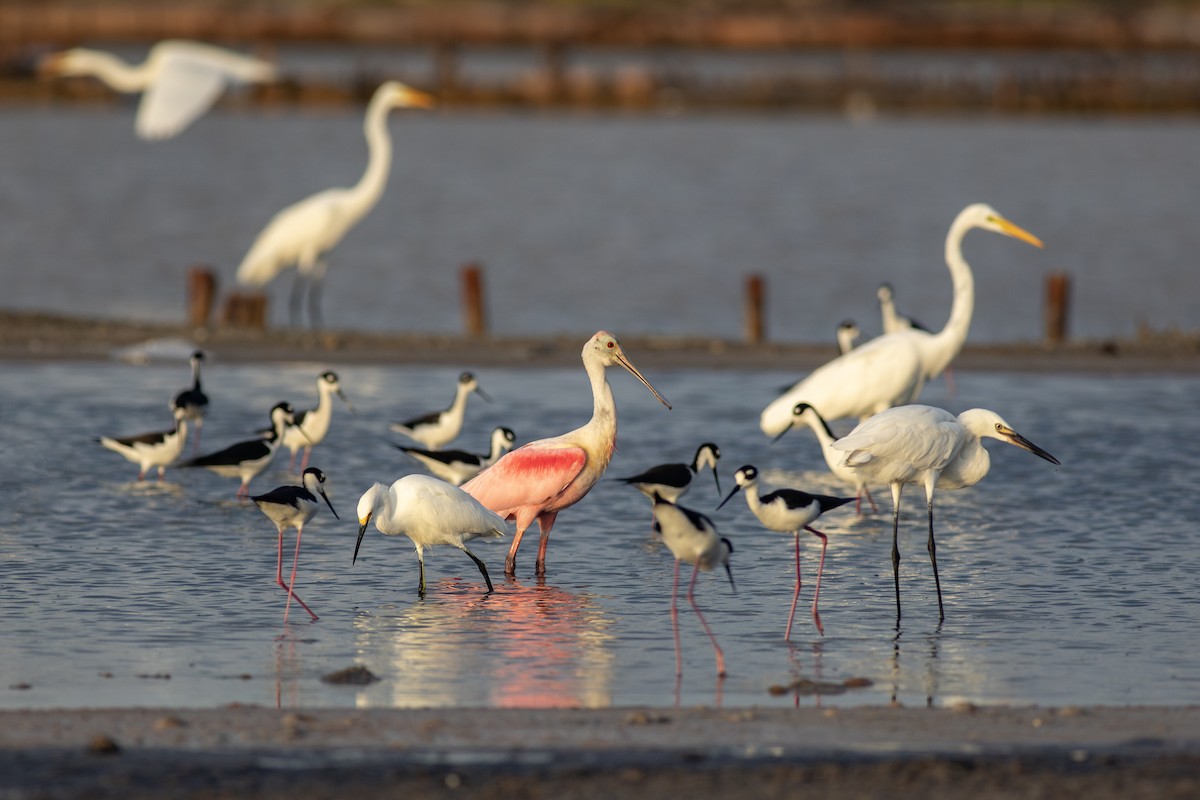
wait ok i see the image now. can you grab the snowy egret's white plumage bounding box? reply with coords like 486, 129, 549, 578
390, 372, 490, 451
40, 40, 275, 139
832, 404, 1060, 622
354, 474, 509, 596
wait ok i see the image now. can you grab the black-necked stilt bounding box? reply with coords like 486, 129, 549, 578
181, 401, 296, 497
618, 442, 721, 504
718, 465, 854, 638
651, 495, 734, 679
836, 320, 860, 355
252, 466, 339, 624
171, 350, 209, 453
832, 404, 1059, 624
773, 402, 879, 514
394, 426, 515, 486
97, 402, 189, 481
39, 42, 276, 140
354, 475, 509, 597
759, 204, 1043, 438
283, 371, 354, 473
461, 332, 671, 578
390, 372, 491, 450
234, 81, 434, 328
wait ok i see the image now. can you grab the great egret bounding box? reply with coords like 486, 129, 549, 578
651, 495, 734, 679
717, 465, 854, 638
390, 372, 490, 450
251, 467, 339, 623
461, 332, 671, 577
759, 204, 1044, 437
40, 40, 276, 140
832, 404, 1060, 623
235, 80, 434, 328
395, 426, 517, 487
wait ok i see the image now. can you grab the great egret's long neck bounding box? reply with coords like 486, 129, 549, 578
926, 212, 977, 376
347, 95, 396, 219
76, 50, 150, 92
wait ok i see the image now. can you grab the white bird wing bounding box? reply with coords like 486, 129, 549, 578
136, 42, 275, 140
833, 405, 965, 473
409, 476, 509, 539
236, 190, 350, 285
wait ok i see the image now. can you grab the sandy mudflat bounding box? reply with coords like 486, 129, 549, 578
2, 705, 1200, 798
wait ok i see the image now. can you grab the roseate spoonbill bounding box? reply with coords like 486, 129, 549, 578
652, 495, 734, 679
759, 204, 1043, 437
461, 331, 671, 577
395, 426, 516, 487
772, 402, 878, 514
354, 475, 508, 597
282, 371, 354, 473
832, 404, 1060, 623
252, 467, 338, 623
171, 350, 208, 453
717, 465, 854, 638
618, 442, 721, 504
390, 372, 490, 450
97, 402, 189, 481
235, 80, 434, 328
39, 40, 276, 140
181, 401, 296, 497
836, 320, 860, 355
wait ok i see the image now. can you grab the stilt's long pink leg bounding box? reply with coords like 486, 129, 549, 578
671, 559, 683, 677
784, 532, 803, 641
277, 527, 318, 623
806, 526, 829, 636
299, 448, 311, 474
688, 560, 726, 677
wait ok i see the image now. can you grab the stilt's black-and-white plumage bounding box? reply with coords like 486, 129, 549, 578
836, 320, 860, 355
252, 466, 339, 623
97, 402, 189, 480
283, 371, 353, 473
181, 401, 295, 497
651, 494, 734, 679
171, 350, 208, 453
717, 465, 854, 638
389, 372, 490, 450
618, 442, 721, 503
395, 426, 515, 486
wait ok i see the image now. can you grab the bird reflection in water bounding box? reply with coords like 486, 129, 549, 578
890, 628, 943, 708
351, 578, 615, 708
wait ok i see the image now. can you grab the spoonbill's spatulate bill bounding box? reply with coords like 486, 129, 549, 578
462, 331, 671, 578
833, 404, 1061, 623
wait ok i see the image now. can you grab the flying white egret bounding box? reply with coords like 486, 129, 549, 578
651, 495, 734, 679
251, 467, 339, 624
717, 465, 854, 638
40, 40, 276, 140
759, 204, 1043, 437
832, 404, 1060, 623
354, 475, 509, 597
235, 80, 434, 328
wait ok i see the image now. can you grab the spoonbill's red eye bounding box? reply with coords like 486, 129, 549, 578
606, 341, 615, 348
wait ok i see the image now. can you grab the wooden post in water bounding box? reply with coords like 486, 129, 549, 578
460, 262, 487, 338
434, 41, 459, 96
745, 274, 765, 344
222, 293, 267, 329
1044, 272, 1071, 345
187, 265, 217, 328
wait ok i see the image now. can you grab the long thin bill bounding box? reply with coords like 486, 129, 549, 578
320, 490, 340, 520
616, 353, 672, 410
353, 522, 368, 564
995, 217, 1045, 249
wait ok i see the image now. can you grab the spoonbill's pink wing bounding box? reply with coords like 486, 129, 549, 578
461, 443, 585, 518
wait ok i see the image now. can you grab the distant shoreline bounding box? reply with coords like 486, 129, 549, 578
3, 309, 1199, 374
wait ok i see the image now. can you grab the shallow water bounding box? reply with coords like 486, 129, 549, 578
2, 359, 1197, 710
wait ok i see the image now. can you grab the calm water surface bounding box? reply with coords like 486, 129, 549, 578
1, 360, 1197, 710
2, 106, 1198, 341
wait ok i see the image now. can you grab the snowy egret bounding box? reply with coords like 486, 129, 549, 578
832, 404, 1060, 623
462, 331, 671, 577
390, 372, 490, 450
40, 40, 275, 140
773, 402, 878, 514
171, 350, 208, 453
181, 401, 295, 497
395, 426, 516, 486
652, 495, 734, 678
97, 402, 189, 481
283, 371, 353, 473
618, 442, 721, 504
235, 80, 434, 327
354, 474, 509, 596
759, 204, 1043, 437
717, 465, 854, 638
251, 467, 338, 623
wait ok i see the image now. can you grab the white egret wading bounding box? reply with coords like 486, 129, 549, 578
832, 404, 1060, 623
